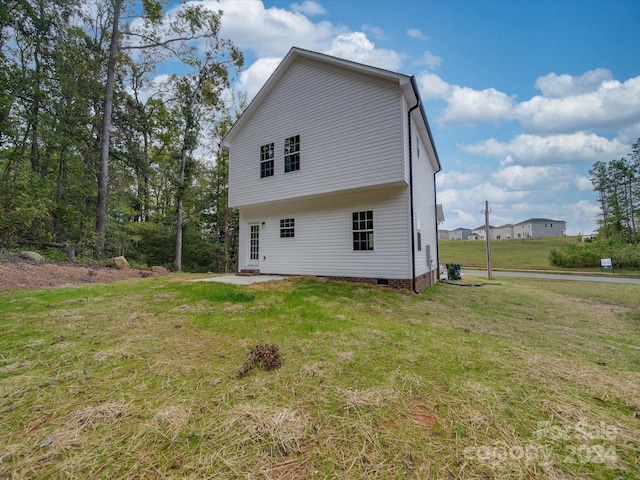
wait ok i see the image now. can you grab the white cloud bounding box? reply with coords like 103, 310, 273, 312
535, 68, 612, 98
214, 0, 343, 57
441, 209, 477, 230
323, 32, 404, 71
492, 165, 565, 191
416, 71, 451, 100
237, 57, 283, 100
210, 0, 405, 98
564, 200, 601, 235
415, 71, 514, 125
362, 24, 386, 40
407, 28, 427, 40
439, 86, 515, 126
515, 75, 640, 133
491, 165, 592, 194
290, 0, 327, 16
439, 183, 529, 208
437, 168, 488, 189
574, 175, 594, 192
213, 0, 404, 71
617, 123, 640, 144
415, 66, 640, 135
462, 132, 629, 165
414, 51, 442, 69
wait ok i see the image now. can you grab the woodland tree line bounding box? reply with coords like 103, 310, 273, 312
549, 140, 640, 269
0, 0, 244, 272
590, 139, 640, 246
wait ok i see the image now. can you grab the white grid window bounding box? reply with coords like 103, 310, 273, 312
280, 218, 295, 238
284, 135, 300, 172
352, 211, 373, 251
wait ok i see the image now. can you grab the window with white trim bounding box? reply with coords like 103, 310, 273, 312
284, 135, 300, 172
260, 143, 274, 178
280, 218, 295, 238
352, 211, 374, 251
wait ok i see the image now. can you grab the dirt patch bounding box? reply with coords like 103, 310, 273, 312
0, 254, 153, 291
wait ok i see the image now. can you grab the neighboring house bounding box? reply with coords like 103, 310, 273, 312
513, 218, 566, 238
471, 225, 495, 240
448, 228, 472, 240
493, 224, 513, 240
222, 47, 442, 291
438, 229, 450, 240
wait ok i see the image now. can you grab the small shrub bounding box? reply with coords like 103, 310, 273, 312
238, 343, 283, 377
550, 238, 640, 269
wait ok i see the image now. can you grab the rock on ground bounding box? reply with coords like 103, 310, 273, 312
110, 256, 130, 270
19, 251, 44, 262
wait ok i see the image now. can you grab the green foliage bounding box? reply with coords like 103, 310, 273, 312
550, 237, 640, 269
590, 140, 640, 244
0, 0, 243, 273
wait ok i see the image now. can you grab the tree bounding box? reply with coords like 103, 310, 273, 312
0, 0, 246, 271
590, 139, 640, 244
169, 33, 243, 271
94, 0, 243, 256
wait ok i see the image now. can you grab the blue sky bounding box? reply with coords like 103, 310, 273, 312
188, 0, 640, 235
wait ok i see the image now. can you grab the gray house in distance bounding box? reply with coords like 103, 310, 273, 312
446, 227, 472, 240
513, 218, 566, 238
464, 219, 566, 240
494, 224, 514, 240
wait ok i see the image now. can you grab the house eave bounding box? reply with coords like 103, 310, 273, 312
229, 180, 408, 210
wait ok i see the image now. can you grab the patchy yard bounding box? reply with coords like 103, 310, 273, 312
1, 274, 639, 479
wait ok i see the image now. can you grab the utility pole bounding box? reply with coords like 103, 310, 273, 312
484, 200, 493, 280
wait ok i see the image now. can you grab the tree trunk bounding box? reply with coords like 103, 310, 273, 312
174, 140, 189, 272
628, 175, 638, 245
95, 0, 122, 256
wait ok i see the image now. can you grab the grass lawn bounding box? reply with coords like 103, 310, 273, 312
438, 236, 635, 273
1, 275, 639, 479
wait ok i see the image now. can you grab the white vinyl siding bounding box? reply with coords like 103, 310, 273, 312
229, 58, 405, 208
237, 187, 411, 278
411, 115, 438, 277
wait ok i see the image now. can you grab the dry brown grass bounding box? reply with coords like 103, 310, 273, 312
1, 275, 638, 478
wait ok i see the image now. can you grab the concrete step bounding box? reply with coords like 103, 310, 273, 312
237, 269, 260, 276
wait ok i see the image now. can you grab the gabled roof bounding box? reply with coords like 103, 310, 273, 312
473, 225, 495, 231
221, 47, 441, 171
514, 218, 565, 225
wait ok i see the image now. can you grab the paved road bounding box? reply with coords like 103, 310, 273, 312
462, 269, 640, 285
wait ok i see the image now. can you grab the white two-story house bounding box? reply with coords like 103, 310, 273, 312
222, 47, 442, 291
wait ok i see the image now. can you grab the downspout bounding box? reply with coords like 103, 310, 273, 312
434, 169, 440, 285
408, 95, 420, 293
